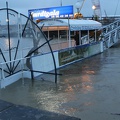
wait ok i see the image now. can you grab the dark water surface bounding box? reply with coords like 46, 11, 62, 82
1, 43, 120, 120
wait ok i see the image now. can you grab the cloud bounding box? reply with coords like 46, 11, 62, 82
0, 0, 120, 17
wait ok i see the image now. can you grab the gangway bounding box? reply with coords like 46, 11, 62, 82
81, 19, 120, 50
100, 20, 120, 49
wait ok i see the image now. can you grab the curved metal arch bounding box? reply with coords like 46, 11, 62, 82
0, 8, 19, 14
0, 7, 59, 83
0, 7, 20, 75
20, 13, 58, 83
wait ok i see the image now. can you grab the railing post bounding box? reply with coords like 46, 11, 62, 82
95, 30, 97, 42
88, 30, 90, 43
21, 58, 25, 85
1, 63, 5, 80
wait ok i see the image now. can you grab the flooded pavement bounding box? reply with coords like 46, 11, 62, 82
1, 43, 120, 120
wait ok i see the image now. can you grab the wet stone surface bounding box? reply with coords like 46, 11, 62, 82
0, 100, 14, 112
0, 100, 81, 120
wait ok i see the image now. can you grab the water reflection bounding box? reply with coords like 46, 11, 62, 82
0, 37, 33, 50
81, 74, 93, 93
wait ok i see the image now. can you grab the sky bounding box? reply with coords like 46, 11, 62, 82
0, 0, 120, 17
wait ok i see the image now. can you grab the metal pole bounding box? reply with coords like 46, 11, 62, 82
60, 0, 62, 6
6, 1, 12, 74
95, 30, 97, 42
88, 30, 90, 43
79, 31, 81, 45
68, 16, 71, 47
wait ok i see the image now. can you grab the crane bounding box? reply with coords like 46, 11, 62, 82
79, 0, 86, 13
91, 0, 101, 18
74, 0, 101, 18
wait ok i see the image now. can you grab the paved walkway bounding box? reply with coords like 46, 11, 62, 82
0, 100, 81, 120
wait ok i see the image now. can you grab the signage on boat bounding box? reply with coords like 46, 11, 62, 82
70, 25, 101, 31
28, 5, 73, 20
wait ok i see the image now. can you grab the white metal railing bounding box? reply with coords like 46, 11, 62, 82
0, 39, 76, 80
101, 19, 120, 34
100, 19, 120, 49
0, 57, 29, 80
76, 19, 120, 50
81, 35, 90, 44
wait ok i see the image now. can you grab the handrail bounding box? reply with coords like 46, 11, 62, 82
0, 57, 30, 80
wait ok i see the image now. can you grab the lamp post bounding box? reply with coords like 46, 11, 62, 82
92, 5, 97, 41
75, 0, 81, 18
60, 0, 62, 6
75, 1, 82, 45
92, 5, 96, 17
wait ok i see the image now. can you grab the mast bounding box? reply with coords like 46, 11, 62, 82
114, 0, 120, 17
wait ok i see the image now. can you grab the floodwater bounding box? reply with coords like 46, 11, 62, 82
1, 43, 120, 120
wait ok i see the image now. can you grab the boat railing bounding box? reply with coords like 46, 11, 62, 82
81, 35, 97, 44
81, 35, 90, 44
0, 37, 91, 63
98, 19, 120, 49
101, 19, 120, 34
49, 39, 76, 51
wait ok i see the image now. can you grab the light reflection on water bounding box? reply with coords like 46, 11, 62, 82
0, 70, 95, 116
0, 43, 120, 119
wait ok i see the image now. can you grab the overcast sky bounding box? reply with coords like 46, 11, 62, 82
0, 0, 120, 17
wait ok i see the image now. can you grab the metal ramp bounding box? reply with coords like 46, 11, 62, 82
101, 20, 120, 49
81, 19, 120, 50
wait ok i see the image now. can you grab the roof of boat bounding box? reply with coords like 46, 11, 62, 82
38, 19, 102, 31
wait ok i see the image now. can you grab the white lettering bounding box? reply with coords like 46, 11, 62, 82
32, 10, 60, 18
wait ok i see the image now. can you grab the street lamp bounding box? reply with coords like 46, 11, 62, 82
75, 0, 82, 45
92, 5, 98, 20
75, 0, 81, 15
92, 5, 96, 10
92, 5, 96, 16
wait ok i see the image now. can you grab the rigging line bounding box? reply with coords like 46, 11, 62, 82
79, 0, 86, 12
114, 0, 119, 17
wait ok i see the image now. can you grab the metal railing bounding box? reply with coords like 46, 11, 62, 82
0, 57, 27, 80
100, 19, 120, 49
80, 19, 120, 48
